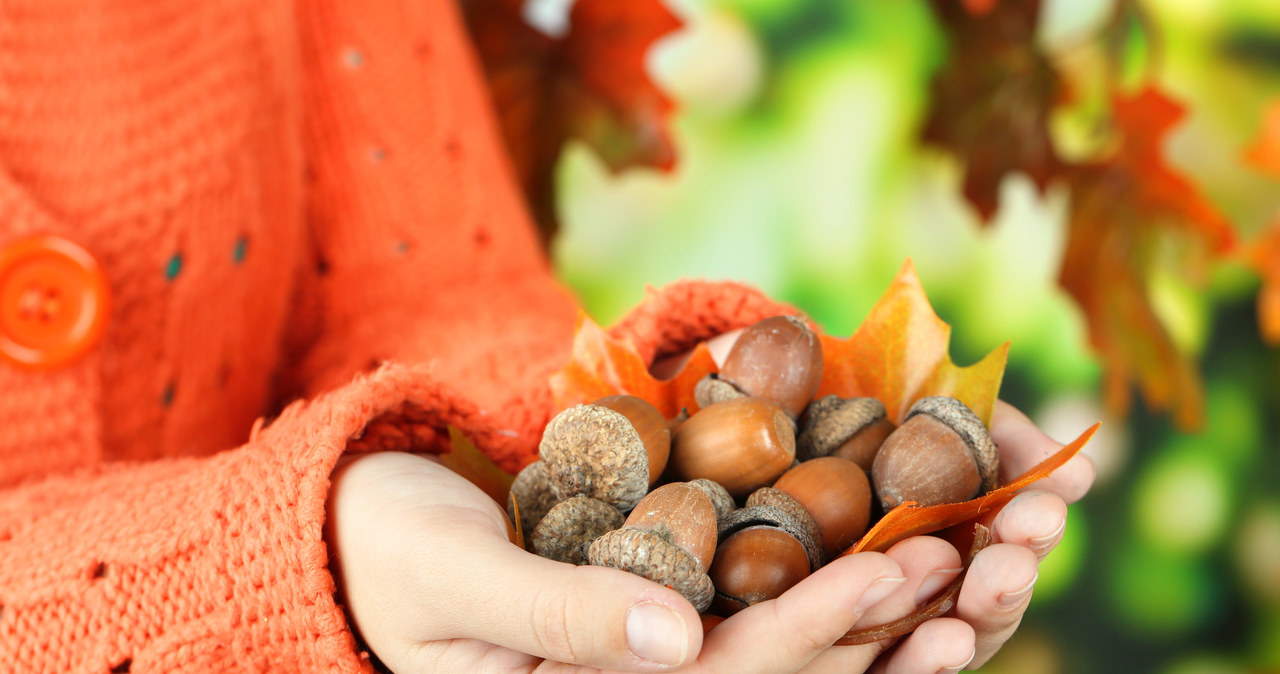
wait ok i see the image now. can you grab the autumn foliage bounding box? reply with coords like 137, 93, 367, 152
464, 0, 1280, 432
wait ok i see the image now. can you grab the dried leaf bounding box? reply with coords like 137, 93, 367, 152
464, 0, 681, 244
817, 260, 1010, 427
843, 423, 1099, 556
549, 313, 717, 418
442, 427, 516, 505
924, 0, 1064, 221
1059, 86, 1236, 430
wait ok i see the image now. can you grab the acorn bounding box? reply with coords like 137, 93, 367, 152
871, 396, 999, 510
539, 395, 671, 511
714, 315, 824, 419
588, 482, 719, 611
531, 496, 624, 565
508, 460, 558, 536
669, 397, 797, 499
772, 457, 873, 560
797, 396, 896, 470
709, 504, 821, 615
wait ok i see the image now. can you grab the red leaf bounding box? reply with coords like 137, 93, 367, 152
1059, 86, 1236, 430
817, 260, 1009, 427
464, 0, 681, 244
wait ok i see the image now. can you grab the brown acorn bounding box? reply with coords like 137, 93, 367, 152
871, 396, 999, 510
531, 496, 624, 565
797, 396, 895, 470
539, 399, 669, 511
716, 315, 824, 419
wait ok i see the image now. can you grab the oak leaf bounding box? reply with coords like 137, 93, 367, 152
463, 0, 681, 245
1059, 86, 1236, 430
923, 0, 1065, 222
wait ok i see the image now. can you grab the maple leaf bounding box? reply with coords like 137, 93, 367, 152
549, 313, 716, 418
817, 260, 1010, 428
441, 427, 516, 505
1059, 86, 1236, 430
923, 0, 1065, 222
463, 0, 681, 245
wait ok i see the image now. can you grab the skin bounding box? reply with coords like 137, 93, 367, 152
326, 334, 1096, 673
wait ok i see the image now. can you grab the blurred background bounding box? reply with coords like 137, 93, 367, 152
532, 0, 1280, 671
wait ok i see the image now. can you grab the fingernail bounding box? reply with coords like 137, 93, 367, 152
1029, 518, 1066, 556
855, 574, 907, 613
936, 646, 976, 673
627, 602, 688, 666
915, 567, 963, 605
998, 572, 1038, 607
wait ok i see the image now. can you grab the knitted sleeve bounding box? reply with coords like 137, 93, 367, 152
0, 1, 800, 670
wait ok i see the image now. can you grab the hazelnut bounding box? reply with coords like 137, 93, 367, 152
772, 457, 872, 559
508, 460, 558, 537
797, 396, 895, 470
539, 403, 658, 511
588, 482, 718, 611
871, 396, 999, 510
709, 526, 811, 615
718, 315, 824, 419
669, 397, 797, 499
531, 496, 624, 565
593, 394, 671, 486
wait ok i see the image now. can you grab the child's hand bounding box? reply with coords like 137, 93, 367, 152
327, 451, 966, 672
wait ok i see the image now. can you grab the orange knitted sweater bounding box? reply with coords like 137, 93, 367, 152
0, 1, 790, 671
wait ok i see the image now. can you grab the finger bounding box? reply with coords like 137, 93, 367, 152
800, 536, 965, 672
990, 490, 1068, 560
991, 400, 1095, 503
954, 543, 1039, 668
697, 552, 905, 673
419, 531, 703, 672
866, 618, 976, 674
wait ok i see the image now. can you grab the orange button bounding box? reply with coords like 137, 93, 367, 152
0, 234, 111, 369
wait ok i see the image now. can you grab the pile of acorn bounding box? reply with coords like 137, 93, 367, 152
509, 315, 999, 615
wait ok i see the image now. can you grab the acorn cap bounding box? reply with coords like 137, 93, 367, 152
693, 374, 745, 410
905, 396, 999, 493
688, 478, 736, 522
508, 460, 559, 537
588, 528, 715, 612
540, 404, 651, 511
745, 487, 825, 566
717, 504, 823, 572
532, 496, 625, 565
797, 396, 887, 461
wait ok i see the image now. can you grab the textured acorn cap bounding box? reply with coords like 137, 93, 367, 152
688, 478, 736, 522
532, 497, 625, 565
717, 504, 823, 572
797, 396, 888, 461
540, 404, 651, 511
905, 396, 999, 493
588, 528, 715, 612
745, 487, 825, 566
693, 374, 745, 410
508, 461, 559, 537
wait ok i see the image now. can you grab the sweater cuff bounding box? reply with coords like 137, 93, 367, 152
0, 363, 513, 673
607, 279, 798, 365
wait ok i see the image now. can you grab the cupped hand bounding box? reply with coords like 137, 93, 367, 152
326, 451, 955, 673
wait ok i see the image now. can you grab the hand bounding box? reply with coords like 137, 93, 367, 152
326, 451, 955, 672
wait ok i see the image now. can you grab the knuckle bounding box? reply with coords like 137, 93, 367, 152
528, 583, 582, 663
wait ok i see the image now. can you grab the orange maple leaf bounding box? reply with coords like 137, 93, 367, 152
817, 260, 1010, 428
463, 0, 681, 245
1244, 102, 1280, 179
549, 313, 716, 418
1059, 86, 1236, 430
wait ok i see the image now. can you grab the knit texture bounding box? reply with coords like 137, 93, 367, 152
0, 0, 793, 671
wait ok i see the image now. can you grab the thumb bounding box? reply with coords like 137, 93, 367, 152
423, 531, 704, 671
